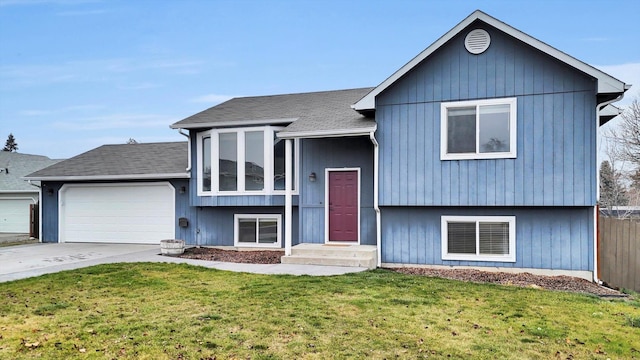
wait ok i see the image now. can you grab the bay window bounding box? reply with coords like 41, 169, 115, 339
197, 126, 298, 195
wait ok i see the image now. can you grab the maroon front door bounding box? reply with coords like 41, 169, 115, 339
328, 170, 358, 242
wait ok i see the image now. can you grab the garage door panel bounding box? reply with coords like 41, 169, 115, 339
0, 199, 33, 233
61, 183, 175, 244
66, 199, 173, 213
66, 215, 173, 227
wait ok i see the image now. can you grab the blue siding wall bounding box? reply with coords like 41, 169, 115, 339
376, 22, 597, 207
40, 181, 64, 243
381, 206, 593, 271
40, 180, 196, 243
187, 206, 298, 246
299, 137, 376, 245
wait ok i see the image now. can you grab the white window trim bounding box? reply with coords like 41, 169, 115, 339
441, 215, 516, 262
324, 167, 361, 244
234, 214, 282, 248
440, 97, 517, 160
196, 126, 299, 196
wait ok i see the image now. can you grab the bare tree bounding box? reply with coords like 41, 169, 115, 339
607, 98, 640, 168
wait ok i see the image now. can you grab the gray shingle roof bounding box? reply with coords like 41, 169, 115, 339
171, 88, 376, 137
0, 152, 62, 192
24, 142, 188, 180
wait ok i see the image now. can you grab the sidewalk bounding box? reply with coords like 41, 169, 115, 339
0, 243, 368, 283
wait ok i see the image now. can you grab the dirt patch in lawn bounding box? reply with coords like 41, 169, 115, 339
178, 247, 284, 264
177, 247, 623, 297
392, 267, 624, 297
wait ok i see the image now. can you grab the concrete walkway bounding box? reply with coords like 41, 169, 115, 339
0, 243, 368, 283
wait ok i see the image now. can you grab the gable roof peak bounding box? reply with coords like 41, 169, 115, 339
353, 10, 628, 112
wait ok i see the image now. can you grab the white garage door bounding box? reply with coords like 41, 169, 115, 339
0, 198, 33, 233
60, 183, 175, 244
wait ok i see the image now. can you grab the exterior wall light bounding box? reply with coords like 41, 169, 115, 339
309, 172, 317, 182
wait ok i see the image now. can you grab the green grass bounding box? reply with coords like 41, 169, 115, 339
0, 263, 639, 359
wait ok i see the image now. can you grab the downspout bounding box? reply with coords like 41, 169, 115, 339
178, 129, 192, 172
594, 93, 625, 284
369, 131, 381, 267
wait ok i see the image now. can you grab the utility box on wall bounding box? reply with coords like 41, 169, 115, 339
178, 217, 189, 228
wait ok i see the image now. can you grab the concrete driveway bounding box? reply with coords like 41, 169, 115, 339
0, 243, 367, 283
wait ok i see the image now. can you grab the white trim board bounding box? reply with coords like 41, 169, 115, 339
171, 118, 298, 129
324, 168, 361, 244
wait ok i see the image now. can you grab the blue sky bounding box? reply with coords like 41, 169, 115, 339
1, 0, 639, 159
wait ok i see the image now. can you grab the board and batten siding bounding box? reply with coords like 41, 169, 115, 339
381, 206, 593, 271
298, 137, 376, 245
376, 22, 597, 207
189, 206, 298, 247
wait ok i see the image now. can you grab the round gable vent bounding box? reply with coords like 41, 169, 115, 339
465, 29, 491, 54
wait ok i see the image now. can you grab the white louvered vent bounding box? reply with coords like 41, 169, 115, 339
465, 29, 491, 54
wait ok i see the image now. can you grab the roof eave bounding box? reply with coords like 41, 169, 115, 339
277, 126, 377, 139
23, 173, 190, 182
170, 118, 298, 130
353, 10, 628, 111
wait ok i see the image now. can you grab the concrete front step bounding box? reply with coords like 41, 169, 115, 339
281, 243, 377, 269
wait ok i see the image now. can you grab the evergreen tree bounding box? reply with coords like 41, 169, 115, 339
2, 133, 18, 152
599, 160, 629, 208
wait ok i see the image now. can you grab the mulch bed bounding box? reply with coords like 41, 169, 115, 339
179, 247, 284, 264
177, 247, 625, 297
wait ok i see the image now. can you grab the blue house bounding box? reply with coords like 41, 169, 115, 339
26, 11, 629, 281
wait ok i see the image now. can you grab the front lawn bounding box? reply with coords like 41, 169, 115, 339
1, 263, 638, 359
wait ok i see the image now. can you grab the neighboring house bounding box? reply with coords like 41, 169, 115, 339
25, 142, 190, 244
0, 152, 60, 233
26, 11, 630, 281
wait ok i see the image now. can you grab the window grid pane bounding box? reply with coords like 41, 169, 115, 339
479, 222, 510, 255
273, 137, 285, 190
479, 104, 510, 153
258, 219, 278, 244
238, 219, 257, 243
219, 133, 238, 191
202, 136, 211, 192
245, 131, 264, 191
447, 222, 476, 254
447, 107, 476, 154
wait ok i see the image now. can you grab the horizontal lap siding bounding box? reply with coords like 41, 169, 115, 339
299, 137, 376, 245
380, 207, 593, 271
376, 22, 597, 207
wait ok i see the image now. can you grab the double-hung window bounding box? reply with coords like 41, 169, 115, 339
441, 98, 517, 160
197, 126, 298, 195
441, 216, 516, 262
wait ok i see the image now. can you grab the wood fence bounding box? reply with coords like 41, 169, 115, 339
599, 217, 640, 292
